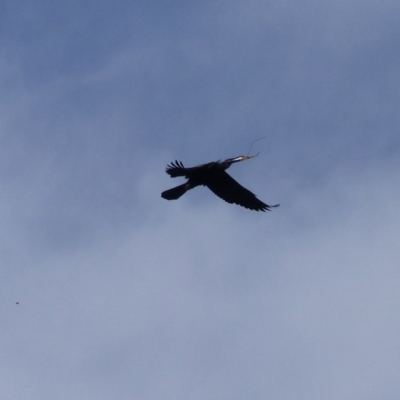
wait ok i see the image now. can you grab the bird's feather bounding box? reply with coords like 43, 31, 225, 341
204, 171, 278, 212
165, 160, 186, 177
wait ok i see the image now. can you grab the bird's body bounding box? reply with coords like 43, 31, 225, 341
161, 156, 279, 212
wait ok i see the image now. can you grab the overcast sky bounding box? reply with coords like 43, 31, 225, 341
1, 1, 400, 399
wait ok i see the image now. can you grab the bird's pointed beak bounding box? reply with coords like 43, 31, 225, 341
230, 153, 259, 163
230, 156, 246, 163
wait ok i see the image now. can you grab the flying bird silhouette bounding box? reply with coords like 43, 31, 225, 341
161, 155, 279, 212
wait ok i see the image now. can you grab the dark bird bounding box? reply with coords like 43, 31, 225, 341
161, 155, 279, 212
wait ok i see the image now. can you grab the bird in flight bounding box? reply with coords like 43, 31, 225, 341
161, 155, 279, 212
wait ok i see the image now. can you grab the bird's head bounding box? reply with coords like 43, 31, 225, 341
217, 154, 259, 170
225, 154, 259, 164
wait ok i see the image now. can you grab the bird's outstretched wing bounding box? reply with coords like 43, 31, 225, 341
204, 171, 279, 212
165, 160, 216, 178
165, 161, 186, 177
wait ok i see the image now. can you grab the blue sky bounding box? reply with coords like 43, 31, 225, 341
1, 1, 400, 399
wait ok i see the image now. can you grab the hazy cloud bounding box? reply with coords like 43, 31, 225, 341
1, 1, 400, 399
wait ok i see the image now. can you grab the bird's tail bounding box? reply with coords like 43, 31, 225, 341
161, 183, 188, 200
